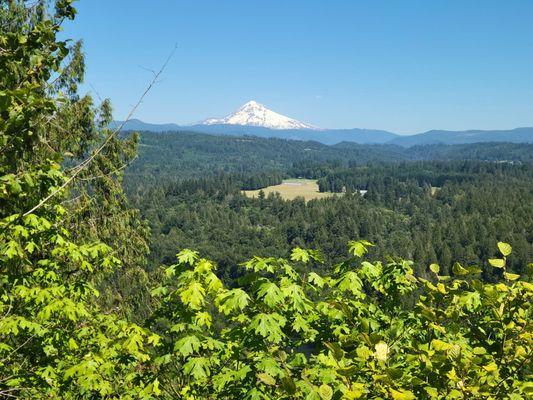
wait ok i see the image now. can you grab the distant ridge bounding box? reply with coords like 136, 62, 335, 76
111, 119, 181, 132
189, 124, 398, 145
112, 119, 533, 147
390, 127, 533, 147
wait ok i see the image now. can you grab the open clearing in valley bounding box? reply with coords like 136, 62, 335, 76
243, 179, 339, 201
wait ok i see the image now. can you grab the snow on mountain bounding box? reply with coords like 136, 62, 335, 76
202, 100, 317, 130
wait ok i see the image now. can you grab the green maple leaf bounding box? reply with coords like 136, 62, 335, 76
174, 335, 201, 357
217, 288, 250, 315
177, 249, 199, 265
291, 247, 310, 263
183, 357, 210, 379
256, 356, 283, 377
308, 272, 325, 288
337, 271, 363, 295
348, 240, 373, 257
257, 281, 284, 307
292, 313, 310, 333
180, 281, 205, 310
251, 313, 286, 343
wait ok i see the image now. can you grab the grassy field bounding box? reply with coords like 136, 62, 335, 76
243, 179, 339, 201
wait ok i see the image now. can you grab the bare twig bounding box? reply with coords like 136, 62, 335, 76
89, 83, 104, 103
77, 155, 137, 181
138, 65, 157, 76
23, 44, 177, 217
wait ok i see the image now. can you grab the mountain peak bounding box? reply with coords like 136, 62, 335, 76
236, 100, 268, 114
241, 100, 261, 107
202, 100, 317, 130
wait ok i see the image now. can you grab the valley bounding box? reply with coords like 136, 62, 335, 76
126, 133, 532, 281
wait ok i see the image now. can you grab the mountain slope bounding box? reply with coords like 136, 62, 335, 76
111, 120, 398, 145
391, 127, 533, 147
187, 124, 397, 145
202, 100, 316, 130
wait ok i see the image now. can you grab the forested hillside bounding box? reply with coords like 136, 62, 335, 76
130, 162, 532, 281
1, 2, 531, 399
123, 130, 533, 186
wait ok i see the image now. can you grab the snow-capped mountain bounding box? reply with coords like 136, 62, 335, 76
202, 100, 317, 130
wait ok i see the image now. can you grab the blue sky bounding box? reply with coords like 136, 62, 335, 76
64, 0, 533, 134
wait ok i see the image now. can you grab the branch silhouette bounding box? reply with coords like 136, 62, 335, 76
23, 44, 177, 217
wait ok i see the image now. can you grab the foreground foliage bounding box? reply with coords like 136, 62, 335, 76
1, 1, 157, 397
149, 242, 532, 399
